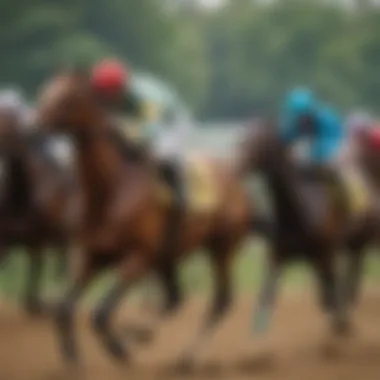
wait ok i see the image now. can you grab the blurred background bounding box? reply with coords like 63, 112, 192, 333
1, 1, 380, 379
3, 0, 380, 121
2, 0, 380, 300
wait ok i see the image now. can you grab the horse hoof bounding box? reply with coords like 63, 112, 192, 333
122, 325, 155, 345
61, 347, 81, 368
332, 320, 352, 337
64, 356, 81, 369
107, 340, 130, 364
25, 301, 44, 317
173, 357, 196, 375
236, 353, 274, 374
134, 328, 155, 345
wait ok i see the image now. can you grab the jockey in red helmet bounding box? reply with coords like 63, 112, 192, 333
91, 58, 142, 119
91, 58, 189, 257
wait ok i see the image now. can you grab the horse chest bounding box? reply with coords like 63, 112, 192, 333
0, 156, 33, 213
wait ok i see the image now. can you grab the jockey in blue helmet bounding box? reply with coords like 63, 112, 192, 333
279, 88, 350, 222
280, 87, 344, 165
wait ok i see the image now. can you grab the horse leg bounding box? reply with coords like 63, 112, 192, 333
122, 258, 184, 345
174, 247, 233, 371
138, 260, 183, 315
314, 252, 350, 335
24, 247, 44, 316
345, 246, 365, 307
158, 258, 183, 313
121, 273, 159, 344
139, 272, 159, 313
314, 254, 336, 313
252, 253, 281, 335
91, 252, 151, 362
55, 251, 95, 365
54, 243, 68, 282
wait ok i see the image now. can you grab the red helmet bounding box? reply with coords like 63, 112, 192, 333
91, 59, 129, 93
367, 128, 380, 150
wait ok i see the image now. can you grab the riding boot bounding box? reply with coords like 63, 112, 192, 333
109, 128, 148, 162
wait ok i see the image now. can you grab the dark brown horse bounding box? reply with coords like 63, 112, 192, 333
0, 107, 76, 315
239, 119, 353, 339
36, 69, 253, 369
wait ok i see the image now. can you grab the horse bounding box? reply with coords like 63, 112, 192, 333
339, 127, 380, 305
239, 119, 356, 341
0, 106, 76, 315
36, 68, 254, 370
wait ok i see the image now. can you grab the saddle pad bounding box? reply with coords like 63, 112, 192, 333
340, 167, 371, 219
156, 154, 221, 214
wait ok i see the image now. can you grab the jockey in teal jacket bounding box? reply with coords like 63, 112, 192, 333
280, 87, 344, 164
279, 88, 349, 229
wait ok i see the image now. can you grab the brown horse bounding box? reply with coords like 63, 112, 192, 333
239, 119, 354, 339
36, 68, 253, 369
0, 107, 76, 315
340, 129, 380, 306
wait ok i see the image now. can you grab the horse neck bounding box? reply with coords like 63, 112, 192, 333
263, 156, 304, 226
74, 124, 147, 230
76, 132, 124, 202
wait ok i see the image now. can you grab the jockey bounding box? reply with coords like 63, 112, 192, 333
91, 58, 190, 252
91, 58, 144, 133
91, 58, 140, 114
280, 87, 348, 219
281, 87, 344, 165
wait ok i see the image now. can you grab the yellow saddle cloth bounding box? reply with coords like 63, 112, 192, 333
340, 167, 371, 219
157, 154, 221, 214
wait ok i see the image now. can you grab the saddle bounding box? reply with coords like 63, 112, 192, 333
298, 163, 371, 223
156, 154, 221, 214
114, 122, 221, 214
339, 166, 371, 219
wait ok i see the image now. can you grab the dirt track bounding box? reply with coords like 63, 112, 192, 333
1, 289, 380, 380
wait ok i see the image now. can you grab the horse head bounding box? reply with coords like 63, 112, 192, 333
240, 118, 289, 176
36, 67, 106, 137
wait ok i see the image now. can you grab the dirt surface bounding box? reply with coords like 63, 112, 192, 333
1, 289, 380, 380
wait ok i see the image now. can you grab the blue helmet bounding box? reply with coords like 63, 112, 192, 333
284, 87, 317, 117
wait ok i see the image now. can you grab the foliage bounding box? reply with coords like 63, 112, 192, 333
1, 0, 380, 118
